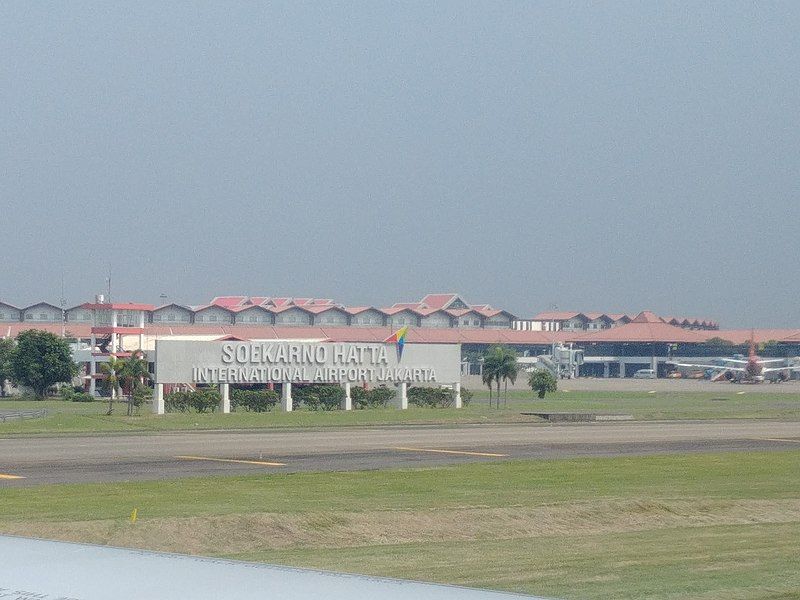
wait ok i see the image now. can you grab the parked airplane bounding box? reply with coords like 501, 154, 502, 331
669, 336, 799, 383
1, 535, 545, 600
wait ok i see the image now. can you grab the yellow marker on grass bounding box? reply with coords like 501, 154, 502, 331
130, 508, 138, 524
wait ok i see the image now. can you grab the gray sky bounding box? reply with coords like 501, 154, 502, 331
1, 1, 798, 327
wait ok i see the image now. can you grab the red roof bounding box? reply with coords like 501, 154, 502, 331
230, 304, 274, 314
343, 306, 374, 315
210, 296, 248, 308
531, 311, 585, 321
445, 308, 475, 317
474, 307, 513, 319
382, 306, 422, 316
80, 302, 155, 311
705, 329, 800, 344
630, 311, 666, 324
268, 298, 292, 307
419, 293, 460, 309
1, 323, 92, 338
301, 305, 349, 315
4, 321, 799, 347
570, 321, 707, 343
584, 312, 609, 321
153, 303, 192, 312
193, 304, 236, 315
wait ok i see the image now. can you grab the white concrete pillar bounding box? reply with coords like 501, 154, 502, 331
89, 334, 97, 395
281, 382, 293, 412
138, 312, 145, 328
219, 383, 230, 413
111, 332, 118, 354
619, 361, 626, 378
111, 310, 118, 327
153, 383, 164, 414
454, 382, 462, 409
341, 382, 352, 411
397, 382, 408, 410
603, 362, 610, 378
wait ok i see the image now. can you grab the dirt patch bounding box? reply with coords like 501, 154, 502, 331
2, 498, 799, 557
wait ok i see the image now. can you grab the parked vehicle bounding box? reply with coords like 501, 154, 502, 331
633, 368, 656, 379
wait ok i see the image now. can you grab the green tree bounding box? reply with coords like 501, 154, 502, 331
529, 369, 557, 399
130, 383, 151, 414
98, 356, 125, 414
0, 338, 15, 397
483, 345, 518, 407
119, 352, 150, 415
497, 347, 519, 406
9, 330, 77, 398
481, 358, 497, 408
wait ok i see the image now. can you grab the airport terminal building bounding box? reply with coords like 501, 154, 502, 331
2, 293, 799, 410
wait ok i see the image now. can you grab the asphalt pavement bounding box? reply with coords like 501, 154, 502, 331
1, 420, 799, 486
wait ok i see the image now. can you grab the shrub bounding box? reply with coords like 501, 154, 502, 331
230, 388, 279, 412
408, 386, 456, 408
165, 388, 220, 413
460, 387, 473, 406
72, 391, 95, 402
165, 390, 191, 413
190, 388, 221, 413
294, 385, 344, 411
528, 370, 557, 398
59, 386, 94, 403
353, 386, 396, 409
130, 384, 151, 411
350, 385, 367, 408
366, 386, 395, 408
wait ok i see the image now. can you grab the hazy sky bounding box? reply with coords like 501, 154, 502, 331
1, 2, 798, 327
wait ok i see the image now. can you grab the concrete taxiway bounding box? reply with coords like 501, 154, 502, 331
1, 420, 799, 486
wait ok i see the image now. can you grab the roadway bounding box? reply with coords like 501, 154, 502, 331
1, 420, 799, 486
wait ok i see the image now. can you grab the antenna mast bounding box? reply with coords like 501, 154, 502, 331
60, 273, 66, 338
106, 264, 112, 304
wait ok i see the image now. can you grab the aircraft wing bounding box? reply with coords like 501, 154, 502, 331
669, 362, 746, 372
0, 535, 546, 600
758, 358, 791, 364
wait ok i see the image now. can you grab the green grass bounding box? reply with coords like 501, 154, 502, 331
1, 452, 799, 598
0, 400, 534, 435
239, 523, 800, 600
2, 451, 798, 521
1, 390, 799, 436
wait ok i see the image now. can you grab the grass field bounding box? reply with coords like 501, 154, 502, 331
1, 389, 799, 435
1, 451, 799, 598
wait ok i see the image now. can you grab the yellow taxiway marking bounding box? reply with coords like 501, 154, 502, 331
0, 473, 24, 480
759, 438, 800, 444
175, 455, 286, 467
393, 447, 508, 458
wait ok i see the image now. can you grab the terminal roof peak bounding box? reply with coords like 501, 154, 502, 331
631, 310, 666, 324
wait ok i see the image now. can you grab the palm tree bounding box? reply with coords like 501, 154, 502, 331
482, 346, 507, 408
98, 356, 125, 415
498, 347, 519, 407
481, 359, 496, 408
119, 352, 150, 415
483, 346, 519, 407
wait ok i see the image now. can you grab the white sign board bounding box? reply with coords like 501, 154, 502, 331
154, 340, 461, 385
